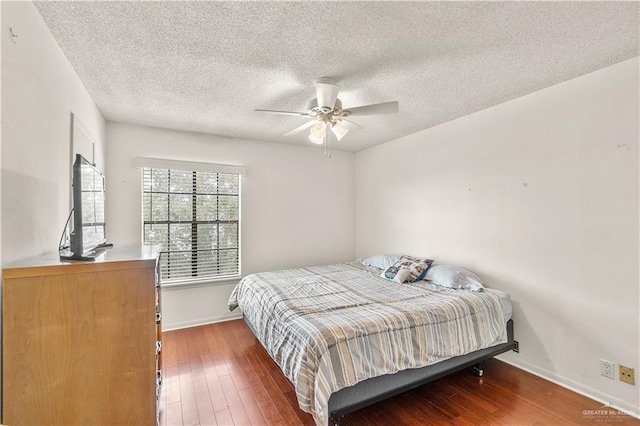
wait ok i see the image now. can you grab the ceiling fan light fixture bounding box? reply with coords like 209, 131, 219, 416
308, 134, 324, 145
331, 121, 350, 141
308, 122, 326, 144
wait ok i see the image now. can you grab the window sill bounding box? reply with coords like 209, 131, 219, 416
160, 275, 241, 291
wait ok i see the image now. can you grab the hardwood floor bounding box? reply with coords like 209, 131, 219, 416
158, 319, 639, 426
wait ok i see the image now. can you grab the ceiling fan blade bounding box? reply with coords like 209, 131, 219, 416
331, 119, 362, 141
342, 101, 399, 116
284, 120, 317, 136
340, 119, 363, 130
255, 109, 311, 117
314, 80, 340, 110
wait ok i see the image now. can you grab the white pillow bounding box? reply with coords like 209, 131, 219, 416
360, 254, 401, 270
425, 265, 485, 291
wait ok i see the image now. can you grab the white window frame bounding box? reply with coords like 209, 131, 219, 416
138, 158, 245, 286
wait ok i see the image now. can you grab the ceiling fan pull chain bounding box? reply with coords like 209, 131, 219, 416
325, 122, 331, 159
323, 122, 327, 158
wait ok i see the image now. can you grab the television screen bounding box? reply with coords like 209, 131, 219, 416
78, 156, 106, 251
61, 154, 110, 260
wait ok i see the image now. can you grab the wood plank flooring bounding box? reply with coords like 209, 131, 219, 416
158, 319, 639, 425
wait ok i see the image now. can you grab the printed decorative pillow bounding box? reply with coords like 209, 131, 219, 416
400, 255, 435, 283
380, 256, 434, 283
380, 261, 411, 283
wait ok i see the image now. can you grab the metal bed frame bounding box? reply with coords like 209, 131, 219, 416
244, 317, 516, 425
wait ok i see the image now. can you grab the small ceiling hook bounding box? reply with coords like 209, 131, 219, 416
9, 27, 18, 43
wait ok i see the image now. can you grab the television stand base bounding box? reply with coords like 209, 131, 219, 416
60, 243, 113, 262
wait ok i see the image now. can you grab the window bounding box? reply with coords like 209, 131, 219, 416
142, 166, 241, 283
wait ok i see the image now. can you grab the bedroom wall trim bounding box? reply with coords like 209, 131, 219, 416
162, 312, 242, 332
497, 357, 640, 419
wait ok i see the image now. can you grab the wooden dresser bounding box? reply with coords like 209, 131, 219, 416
2, 245, 162, 425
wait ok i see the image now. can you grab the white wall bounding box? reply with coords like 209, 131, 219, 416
1, 1, 106, 416
106, 122, 355, 329
1, 1, 105, 264
355, 58, 639, 414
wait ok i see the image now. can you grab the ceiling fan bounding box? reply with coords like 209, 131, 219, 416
256, 77, 399, 157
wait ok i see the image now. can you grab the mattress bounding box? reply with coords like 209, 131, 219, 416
228, 262, 511, 425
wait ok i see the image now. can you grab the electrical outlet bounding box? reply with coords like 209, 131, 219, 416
601, 359, 615, 379
619, 365, 635, 385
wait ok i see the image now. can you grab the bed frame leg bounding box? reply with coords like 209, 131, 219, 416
472, 361, 485, 377
330, 414, 345, 426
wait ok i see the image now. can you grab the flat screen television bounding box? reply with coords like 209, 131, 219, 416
60, 154, 112, 261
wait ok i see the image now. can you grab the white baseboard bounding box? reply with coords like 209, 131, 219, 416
162, 312, 242, 331
497, 355, 640, 420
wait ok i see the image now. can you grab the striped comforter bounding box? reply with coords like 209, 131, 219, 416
228, 263, 510, 425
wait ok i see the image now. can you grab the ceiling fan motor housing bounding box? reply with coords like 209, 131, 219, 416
307, 98, 343, 120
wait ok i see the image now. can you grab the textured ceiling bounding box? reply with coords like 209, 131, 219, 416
35, 1, 639, 152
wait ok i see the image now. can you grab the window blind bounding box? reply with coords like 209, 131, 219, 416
142, 167, 240, 282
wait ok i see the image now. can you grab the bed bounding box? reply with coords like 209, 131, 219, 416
228, 262, 515, 425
